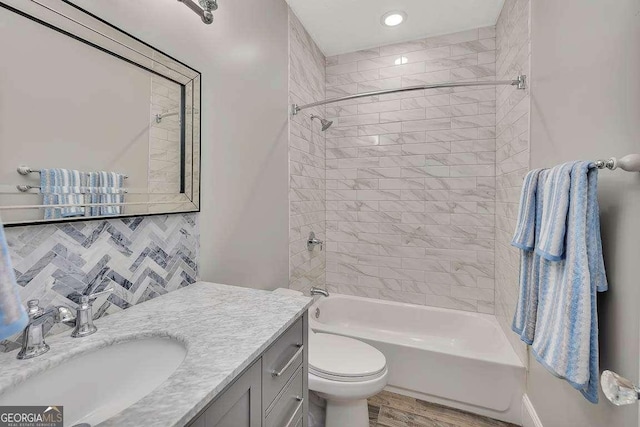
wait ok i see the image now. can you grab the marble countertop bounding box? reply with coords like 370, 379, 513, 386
0, 282, 312, 427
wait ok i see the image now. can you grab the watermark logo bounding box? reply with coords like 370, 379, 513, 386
0, 406, 63, 427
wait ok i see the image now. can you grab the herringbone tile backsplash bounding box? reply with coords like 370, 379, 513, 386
1, 213, 198, 352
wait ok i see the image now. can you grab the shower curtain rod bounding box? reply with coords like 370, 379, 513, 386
291, 74, 526, 115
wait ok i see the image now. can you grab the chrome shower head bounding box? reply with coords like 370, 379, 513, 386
310, 115, 334, 131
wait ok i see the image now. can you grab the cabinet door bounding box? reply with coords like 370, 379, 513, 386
189, 360, 262, 427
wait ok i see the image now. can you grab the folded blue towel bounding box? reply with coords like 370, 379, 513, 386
99, 194, 124, 216
87, 171, 125, 216
40, 169, 85, 219
42, 194, 86, 220
536, 162, 575, 261
511, 168, 546, 344
0, 221, 27, 340
81, 187, 124, 194
528, 161, 607, 403
512, 169, 545, 252
93, 171, 125, 188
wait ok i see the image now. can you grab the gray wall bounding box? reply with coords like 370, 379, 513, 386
72, 0, 290, 290
529, 0, 640, 425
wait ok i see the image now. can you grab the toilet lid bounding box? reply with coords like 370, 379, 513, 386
309, 333, 386, 382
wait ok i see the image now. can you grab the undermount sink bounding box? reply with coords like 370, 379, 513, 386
0, 337, 187, 427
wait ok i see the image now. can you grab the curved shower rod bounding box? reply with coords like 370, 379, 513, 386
291, 74, 526, 115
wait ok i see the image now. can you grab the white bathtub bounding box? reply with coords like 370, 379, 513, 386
309, 294, 525, 424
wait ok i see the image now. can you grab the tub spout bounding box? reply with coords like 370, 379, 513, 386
310, 287, 329, 298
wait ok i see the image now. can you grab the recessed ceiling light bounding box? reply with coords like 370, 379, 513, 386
394, 56, 408, 65
381, 11, 407, 27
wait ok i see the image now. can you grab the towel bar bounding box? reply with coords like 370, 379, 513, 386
16, 185, 128, 193
17, 165, 129, 179
594, 154, 640, 172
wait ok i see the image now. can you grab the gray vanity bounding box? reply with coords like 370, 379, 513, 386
188, 313, 307, 427
0, 282, 312, 427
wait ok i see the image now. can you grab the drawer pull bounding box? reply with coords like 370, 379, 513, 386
271, 345, 303, 377
284, 396, 304, 427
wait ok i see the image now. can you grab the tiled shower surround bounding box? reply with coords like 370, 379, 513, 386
149, 74, 182, 196
288, 10, 327, 293
0, 213, 198, 352
495, 0, 531, 362
323, 28, 498, 313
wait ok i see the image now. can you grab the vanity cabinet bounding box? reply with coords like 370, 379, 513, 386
188, 361, 262, 427
187, 314, 308, 427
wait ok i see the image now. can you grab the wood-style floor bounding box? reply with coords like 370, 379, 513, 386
368, 391, 519, 427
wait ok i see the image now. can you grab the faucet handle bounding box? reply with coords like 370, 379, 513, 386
80, 287, 114, 304
26, 300, 45, 318
72, 287, 113, 338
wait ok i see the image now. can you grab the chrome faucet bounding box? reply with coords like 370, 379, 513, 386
70, 287, 114, 338
310, 287, 329, 298
307, 232, 323, 251
17, 300, 76, 360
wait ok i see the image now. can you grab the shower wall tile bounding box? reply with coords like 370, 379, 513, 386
494, 0, 531, 364
148, 75, 182, 196
325, 28, 497, 313
288, 9, 326, 293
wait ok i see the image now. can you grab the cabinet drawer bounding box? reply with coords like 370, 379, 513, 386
262, 317, 303, 408
265, 367, 304, 427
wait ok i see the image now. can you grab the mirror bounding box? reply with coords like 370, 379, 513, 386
0, 0, 201, 225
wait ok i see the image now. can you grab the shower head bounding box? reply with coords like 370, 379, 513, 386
310, 115, 334, 131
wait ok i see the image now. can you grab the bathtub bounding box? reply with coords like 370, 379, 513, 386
309, 294, 525, 425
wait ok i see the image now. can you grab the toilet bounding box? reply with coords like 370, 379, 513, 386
274, 289, 388, 427
309, 331, 388, 427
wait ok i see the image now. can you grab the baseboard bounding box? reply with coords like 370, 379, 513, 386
522, 395, 543, 427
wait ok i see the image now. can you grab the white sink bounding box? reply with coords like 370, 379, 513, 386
0, 337, 187, 427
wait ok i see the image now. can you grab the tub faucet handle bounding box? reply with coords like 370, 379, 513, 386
307, 231, 323, 251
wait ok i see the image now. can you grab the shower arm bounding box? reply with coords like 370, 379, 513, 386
155, 111, 180, 123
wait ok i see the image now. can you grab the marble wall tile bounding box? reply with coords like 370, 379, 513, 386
288, 10, 327, 294
149, 75, 182, 196
325, 28, 498, 313
494, 0, 531, 364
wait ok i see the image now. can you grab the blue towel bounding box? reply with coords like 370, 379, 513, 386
40, 169, 85, 219
536, 162, 575, 261
0, 220, 27, 340
98, 194, 124, 216
88, 172, 125, 216
97, 171, 125, 189
514, 161, 608, 403
512, 168, 545, 252
511, 168, 547, 344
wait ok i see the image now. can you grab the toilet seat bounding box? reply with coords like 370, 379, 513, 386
309, 333, 387, 382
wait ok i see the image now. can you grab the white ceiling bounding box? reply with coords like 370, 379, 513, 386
286, 0, 505, 56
